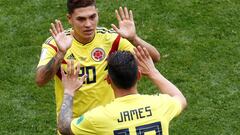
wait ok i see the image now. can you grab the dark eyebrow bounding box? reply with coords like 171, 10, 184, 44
90, 13, 96, 18
76, 16, 86, 20
75, 13, 97, 21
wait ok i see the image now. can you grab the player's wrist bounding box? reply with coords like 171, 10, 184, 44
147, 69, 160, 79
56, 51, 66, 60
128, 34, 138, 44
64, 90, 74, 97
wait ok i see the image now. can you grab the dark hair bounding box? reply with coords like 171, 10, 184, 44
67, 0, 96, 14
108, 51, 138, 89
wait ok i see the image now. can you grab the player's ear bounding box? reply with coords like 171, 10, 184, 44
137, 70, 142, 81
67, 14, 72, 25
106, 74, 111, 84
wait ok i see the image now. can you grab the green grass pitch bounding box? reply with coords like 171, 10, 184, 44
0, 0, 239, 134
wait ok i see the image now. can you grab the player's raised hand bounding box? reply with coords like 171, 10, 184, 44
50, 19, 73, 54
61, 60, 86, 96
111, 7, 136, 42
134, 46, 158, 77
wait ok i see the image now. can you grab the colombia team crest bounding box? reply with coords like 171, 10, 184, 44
91, 48, 105, 62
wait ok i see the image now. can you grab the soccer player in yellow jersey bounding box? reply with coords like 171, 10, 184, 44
35, 0, 160, 133
57, 46, 187, 135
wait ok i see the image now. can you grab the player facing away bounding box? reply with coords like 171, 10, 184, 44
35, 0, 160, 132
58, 46, 187, 135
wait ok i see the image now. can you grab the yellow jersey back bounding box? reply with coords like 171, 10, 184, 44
71, 94, 182, 135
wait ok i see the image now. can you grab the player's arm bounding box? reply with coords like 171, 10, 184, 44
134, 46, 187, 111
58, 93, 74, 135
35, 20, 72, 86
58, 60, 86, 135
35, 51, 65, 86
111, 7, 160, 63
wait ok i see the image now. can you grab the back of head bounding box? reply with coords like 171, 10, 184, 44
67, 0, 96, 14
108, 51, 138, 89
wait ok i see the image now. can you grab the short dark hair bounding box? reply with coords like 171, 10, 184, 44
67, 0, 96, 14
108, 51, 138, 89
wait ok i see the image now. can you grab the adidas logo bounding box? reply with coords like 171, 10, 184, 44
67, 53, 76, 60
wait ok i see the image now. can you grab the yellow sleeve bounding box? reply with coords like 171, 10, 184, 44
118, 37, 135, 53
37, 38, 58, 68
159, 94, 182, 121
71, 115, 96, 135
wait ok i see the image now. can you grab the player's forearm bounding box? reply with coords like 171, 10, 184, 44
130, 35, 160, 62
148, 70, 187, 109
35, 52, 65, 86
58, 93, 73, 135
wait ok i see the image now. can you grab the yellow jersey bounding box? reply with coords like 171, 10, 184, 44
37, 27, 134, 119
71, 94, 182, 135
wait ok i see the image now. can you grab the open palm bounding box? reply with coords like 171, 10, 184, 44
111, 7, 136, 41
134, 46, 156, 76
50, 20, 73, 53
54, 32, 72, 53
61, 61, 86, 96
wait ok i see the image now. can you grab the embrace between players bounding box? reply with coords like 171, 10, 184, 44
36, 0, 187, 135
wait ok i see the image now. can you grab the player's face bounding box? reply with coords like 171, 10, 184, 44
68, 6, 98, 43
